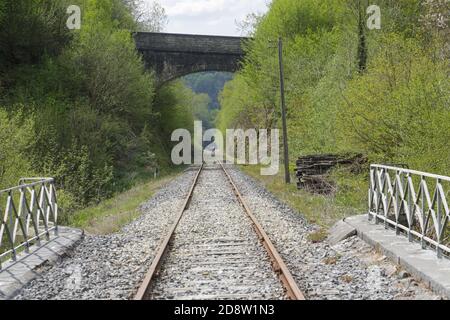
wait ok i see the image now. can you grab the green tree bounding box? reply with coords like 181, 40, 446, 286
0, 0, 70, 72
0, 0, 162, 208
183, 72, 233, 110
218, 0, 450, 177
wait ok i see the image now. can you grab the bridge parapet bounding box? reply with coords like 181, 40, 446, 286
369, 164, 450, 258
0, 178, 58, 268
134, 32, 246, 55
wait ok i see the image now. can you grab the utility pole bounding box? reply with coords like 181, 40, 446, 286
278, 37, 290, 184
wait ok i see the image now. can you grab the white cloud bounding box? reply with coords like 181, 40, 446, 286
165, 0, 227, 17
147, 0, 269, 36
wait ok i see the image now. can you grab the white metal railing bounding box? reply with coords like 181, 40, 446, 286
0, 178, 58, 268
369, 164, 450, 258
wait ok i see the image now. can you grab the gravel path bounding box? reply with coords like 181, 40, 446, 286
149, 166, 286, 300
14, 171, 196, 300
226, 165, 442, 300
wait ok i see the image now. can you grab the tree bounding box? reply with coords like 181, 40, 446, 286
421, 0, 450, 59
218, 0, 450, 174
0, 0, 162, 207
0, 0, 70, 71
236, 13, 264, 36
183, 72, 234, 110
357, 2, 368, 72
123, 0, 168, 32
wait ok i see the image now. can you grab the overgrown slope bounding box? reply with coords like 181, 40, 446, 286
0, 0, 206, 218
218, 0, 449, 174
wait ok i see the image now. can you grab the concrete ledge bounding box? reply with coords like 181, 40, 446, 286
0, 227, 84, 299
327, 220, 357, 245
345, 215, 450, 299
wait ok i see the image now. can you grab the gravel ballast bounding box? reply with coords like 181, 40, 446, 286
226, 165, 442, 300
14, 165, 443, 300
150, 166, 286, 300
15, 171, 195, 300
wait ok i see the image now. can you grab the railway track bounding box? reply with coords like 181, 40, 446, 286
134, 163, 305, 300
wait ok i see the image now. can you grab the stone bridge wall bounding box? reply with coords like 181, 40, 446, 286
134, 32, 248, 83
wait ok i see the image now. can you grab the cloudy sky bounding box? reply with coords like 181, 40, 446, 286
148, 0, 270, 36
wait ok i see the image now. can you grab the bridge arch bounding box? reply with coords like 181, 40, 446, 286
134, 32, 248, 84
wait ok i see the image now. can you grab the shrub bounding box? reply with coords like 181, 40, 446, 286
0, 108, 34, 189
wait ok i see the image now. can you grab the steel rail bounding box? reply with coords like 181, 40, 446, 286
219, 162, 306, 300
134, 164, 203, 300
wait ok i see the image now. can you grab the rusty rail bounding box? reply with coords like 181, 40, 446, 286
134, 165, 203, 300
219, 163, 305, 300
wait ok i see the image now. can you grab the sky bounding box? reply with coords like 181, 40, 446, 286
148, 0, 270, 36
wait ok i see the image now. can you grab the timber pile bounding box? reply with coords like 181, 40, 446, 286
294, 154, 366, 194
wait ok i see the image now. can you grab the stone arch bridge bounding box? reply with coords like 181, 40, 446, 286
134, 32, 248, 84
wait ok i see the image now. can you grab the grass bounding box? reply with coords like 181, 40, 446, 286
67, 170, 183, 235
239, 164, 367, 229
308, 229, 329, 243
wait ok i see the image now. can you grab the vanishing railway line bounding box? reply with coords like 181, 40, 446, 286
134, 163, 305, 300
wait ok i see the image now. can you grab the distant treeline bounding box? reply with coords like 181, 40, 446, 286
184, 72, 234, 111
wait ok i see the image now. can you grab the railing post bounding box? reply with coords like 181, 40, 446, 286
407, 173, 413, 243
368, 167, 374, 222
395, 170, 400, 235
54, 182, 58, 236
383, 169, 388, 229
421, 176, 426, 250
437, 178, 442, 258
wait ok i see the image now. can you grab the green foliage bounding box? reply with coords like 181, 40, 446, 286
0, 108, 35, 189
218, 0, 352, 152
56, 143, 114, 208
183, 72, 234, 110
69, 5, 155, 131
0, 0, 188, 220
218, 0, 450, 218
217, 75, 260, 132
0, 0, 71, 72
154, 80, 211, 136
337, 33, 450, 173
155, 81, 194, 136
68, 170, 181, 234
256, 0, 344, 38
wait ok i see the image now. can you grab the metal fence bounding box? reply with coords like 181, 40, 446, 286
369, 164, 450, 258
0, 178, 58, 268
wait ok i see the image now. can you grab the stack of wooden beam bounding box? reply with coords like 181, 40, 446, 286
294, 154, 366, 194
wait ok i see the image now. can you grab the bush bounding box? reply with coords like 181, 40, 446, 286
0, 0, 166, 218
0, 108, 34, 189
0, 0, 70, 72
217, 0, 450, 217
337, 33, 450, 174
